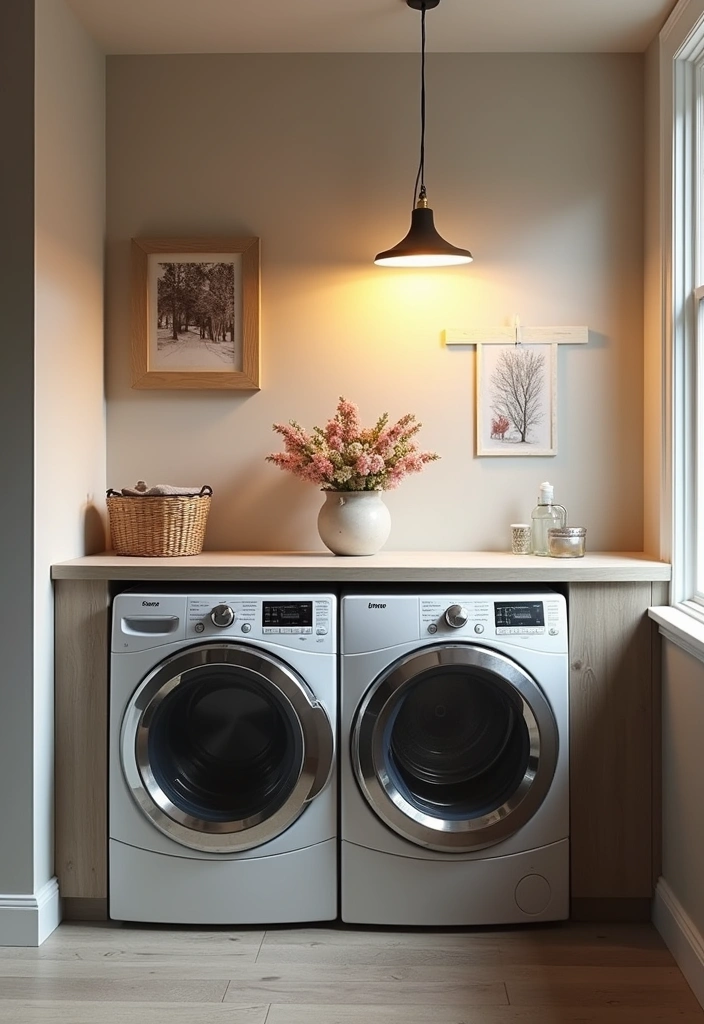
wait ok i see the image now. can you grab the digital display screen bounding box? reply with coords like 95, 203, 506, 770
494, 602, 545, 627
262, 601, 313, 627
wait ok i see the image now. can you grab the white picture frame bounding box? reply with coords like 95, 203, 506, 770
476, 342, 557, 457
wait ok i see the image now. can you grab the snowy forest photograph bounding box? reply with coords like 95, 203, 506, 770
147, 253, 242, 373
476, 342, 557, 456
132, 237, 260, 391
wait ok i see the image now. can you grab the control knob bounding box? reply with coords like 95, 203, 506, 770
445, 604, 469, 629
210, 604, 235, 628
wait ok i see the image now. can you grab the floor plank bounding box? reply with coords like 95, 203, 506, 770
258, 923, 674, 967
266, 1008, 704, 1024
0, 959, 254, 978
0, 977, 229, 1003
223, 963, 508, 1005
0, 1002, 268, 1024
505, 975, 701, 1010
0, 923, 264, 961
222, 963, 694, 1008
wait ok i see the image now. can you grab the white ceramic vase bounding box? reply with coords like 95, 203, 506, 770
317, 490, 391, 556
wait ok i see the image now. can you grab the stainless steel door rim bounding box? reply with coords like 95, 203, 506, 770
351, 644, 558, 853
121, 643, 334, 853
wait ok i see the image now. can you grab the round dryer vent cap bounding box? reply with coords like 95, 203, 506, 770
514, 874, 552, 916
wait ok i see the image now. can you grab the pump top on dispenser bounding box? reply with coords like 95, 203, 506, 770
531, 481, 567, 556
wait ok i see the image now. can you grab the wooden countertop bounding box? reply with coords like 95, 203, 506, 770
51, 551, 671, 582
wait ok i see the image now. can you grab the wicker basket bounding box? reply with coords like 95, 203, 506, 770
106, 486, 212, 557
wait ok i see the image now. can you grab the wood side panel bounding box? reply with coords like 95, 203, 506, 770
570, 898, 652, 922
54, 579, 110, 899
650, 580, 668, 886
61, 897, 108, 922
568, 582, 653, 898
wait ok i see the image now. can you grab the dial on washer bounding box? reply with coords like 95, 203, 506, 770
210, 604, 235, 628
445, 604, 469, 629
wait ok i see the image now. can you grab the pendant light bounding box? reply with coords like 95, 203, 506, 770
374, 0, 472, 268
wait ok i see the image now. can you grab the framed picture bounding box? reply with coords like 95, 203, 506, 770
476, 342, 557, 456
131, 237, 260, 390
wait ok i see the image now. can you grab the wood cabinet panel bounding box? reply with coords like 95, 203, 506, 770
569, 582, 654, 898
52, 578, 662, 916
54, 579, 109, 900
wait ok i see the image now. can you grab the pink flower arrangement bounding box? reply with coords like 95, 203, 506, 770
267, 397, 440, 492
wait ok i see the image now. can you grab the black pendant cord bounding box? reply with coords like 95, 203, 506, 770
374, 0, 471, 265
412, 6, 427, 208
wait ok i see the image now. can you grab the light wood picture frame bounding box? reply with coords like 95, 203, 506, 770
476, 342, 557, 456
131, 237, 260, 390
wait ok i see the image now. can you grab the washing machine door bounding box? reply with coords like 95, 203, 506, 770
351, 643, 558, 853
120, 643, 334, 853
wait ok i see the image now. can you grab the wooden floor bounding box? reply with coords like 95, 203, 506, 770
0, 921, 700, 1023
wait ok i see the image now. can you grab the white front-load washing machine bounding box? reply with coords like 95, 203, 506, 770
341, 590, 569, 926
110, 590, 337, 924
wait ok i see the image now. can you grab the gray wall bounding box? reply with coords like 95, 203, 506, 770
0, 0, 36, 898
106, 53, 645, 553
0, 0, 105, 939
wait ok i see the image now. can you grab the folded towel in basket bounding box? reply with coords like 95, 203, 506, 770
120, 481, 204, 497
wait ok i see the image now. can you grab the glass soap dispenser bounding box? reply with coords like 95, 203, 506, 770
531, 481, 567, 556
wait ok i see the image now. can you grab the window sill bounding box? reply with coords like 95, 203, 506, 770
649, 605, 704, 665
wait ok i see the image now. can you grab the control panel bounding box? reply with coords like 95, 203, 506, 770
419, 593, 566, 651
186, 596, 333, 648
112, 593, 335, 653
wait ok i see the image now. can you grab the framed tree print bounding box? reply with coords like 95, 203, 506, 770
131, 237, 260, 390
476, 342, 557, 456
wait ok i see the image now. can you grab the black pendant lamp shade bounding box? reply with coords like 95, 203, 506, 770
374, 0, 472, 268
374, 189, 472, 267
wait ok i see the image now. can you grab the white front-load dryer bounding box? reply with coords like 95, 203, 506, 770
110, 590, 337, 924
340, 590, 569, 926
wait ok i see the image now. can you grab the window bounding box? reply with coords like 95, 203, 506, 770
667, 8, 704, 616
646, 2, 704, 653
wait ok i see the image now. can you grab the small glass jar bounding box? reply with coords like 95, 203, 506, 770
547, 526, 587, 558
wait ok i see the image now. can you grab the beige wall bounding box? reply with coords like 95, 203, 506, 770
661, 638, 704, 935
644, 37, 667, 561
106, 53, 644, 553
34, 0, 105, 887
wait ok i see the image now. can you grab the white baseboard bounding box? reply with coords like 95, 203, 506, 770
0, 877, 61, 946
653, 877, 704, 1010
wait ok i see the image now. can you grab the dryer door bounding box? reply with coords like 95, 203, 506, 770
351, 643, 558, 853
121, 643, 334, 853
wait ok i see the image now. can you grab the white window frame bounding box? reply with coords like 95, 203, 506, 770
664, 4, 704, 621
695, 272, 704, 608
676, 50, 704, 617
